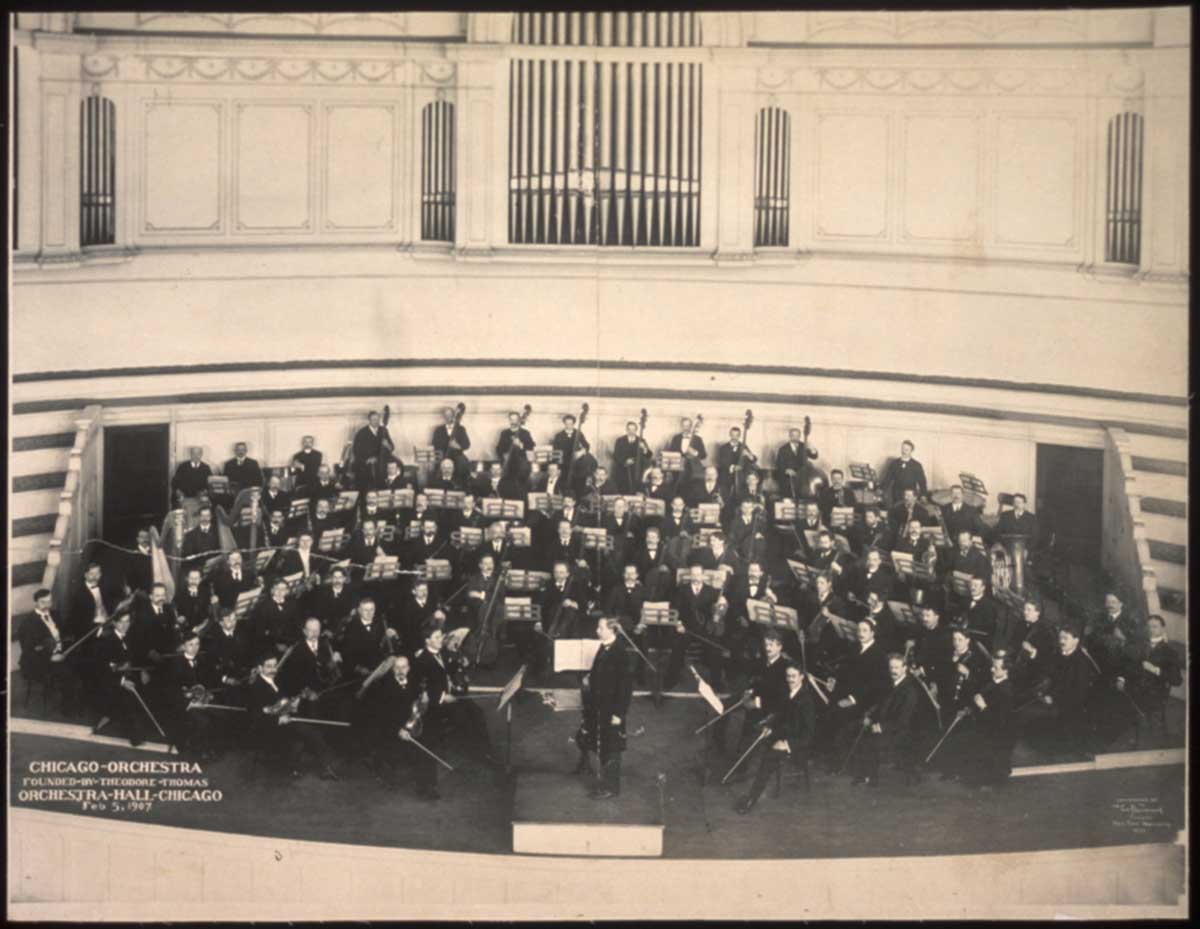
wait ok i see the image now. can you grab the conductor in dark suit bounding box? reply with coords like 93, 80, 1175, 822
353, 411, 394, 493
223, 442, 264, 492
582, 617, 634, 799
171, 447, 212, 502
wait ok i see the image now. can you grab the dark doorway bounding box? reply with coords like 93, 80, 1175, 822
103, 424, 170, 545
1035, 444, 1103, 565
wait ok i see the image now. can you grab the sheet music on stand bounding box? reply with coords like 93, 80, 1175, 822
912, 558, 939, 584
480, 498, 507, 518
379, 524, 398, 543
254, 549, 276, 574
890, 551, 915, 579
921, 525, 948, 547
526, 492, 563, 516
887, 600, 919, 629
201, 554, 225, 580
959, 472, 988, 504
693, 526, 722, 549
640, 602, 678, 627
774, 499, 798, 523
674, 566, 731, 589
747, 599, 799, 632
365, 556, 400, 582
827, 614, 859, 642
641, 498, 665, 518
691, 503, 721, 526
318, 528, 346, 553
506, 569, 550, 592
830, 507, 857, 530
453, 527, 483, 549
234, 587, 262, 620
383, 488, 415, 510
554, 638, 602, 672
657, 450, 684, 473
287, 499, 309, 521
601, 494, 624, 514
951, 570, 974, 598
530, 446, 562, 465
425, 488, 446, 508
622, 494, 648, 516
420, 559, 453, 582
282, 572, 305, 597
787, 559, 816, 589
507, 526, 532, 548
404, 520, 422, 541
504, 598, 541, 622
803, 529, 820, 550
207, 475, 231, 496
413, 446, 439, 467
444, 491, 466, 511
582, 527, 613, 551
334, 491, 359, 514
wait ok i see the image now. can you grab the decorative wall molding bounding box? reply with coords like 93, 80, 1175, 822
132, 56, 419, 85
132, 12, 410, 36
757, 66, 1086, 96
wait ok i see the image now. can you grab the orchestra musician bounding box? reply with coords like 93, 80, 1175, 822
202, 608, 254, 690
775, 428, 819, 500
818, 618, 889, 770
262, 473, 292, 515
160, 630, 215, 760
1084, 594, 1147, 750
181, 505, 220, 571
854, 548, 894, 603
1036, 624, 1098, 760
361, 653, 421, 790
245, 652, 340, 781
642, 467, 670, 504
352, 411, 395, 493
881, 440, 928, 505
668, 417, 707, 484
943, 650, 1017, 789
732, 629, 790, 761
1126, 614, 1183, 723
290, 435, 322, 493
223, 442, 264, 494
850, 652, 920, 787
433, 405, 472, 479
212, 551, 257, 611
172, 567, 213, 632
685, 465, 723, 510
392, 579, 443, 657
849, 507, 891, 558
959, 576, 998, 648
995, 492, 1037, 544
279, 617, 341, 704
496, 410, 535, 461
715, 425, 754, 498
93, 613, 154, 746
248, 578, 302, 655
552, 413, 592, 494
1003, 598, 1057, 701
736, 664, 818, 813
888, 488, 931, 534
661, 496, 693, 542
123, 528, 154, 595
381, 458, 415, 492
613, 420, 652, 494
171, 446, 212, 503
727, 499, 768, 566
339, 598, 389, 679
817, 469, 856, 525
18, 589, 76, 714
670, 564, 726, 690
940, 485, 982, 542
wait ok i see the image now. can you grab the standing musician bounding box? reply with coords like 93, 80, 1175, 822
733, 629, 791, 759
290, 435, 323, 493
994, 492, 1037, 545
1125, 614, 1183, 722
736, 664, 818, 813
496, 410, 535, 463
613, 420, 652, 494
123, 528, 155, 596
138, 582, 186, 666
943, 650, 1017, 789
279, 617, 341, 701
223, 442, 264, 494
245, 652, 340, 781
715, 425, 755, 498
433, 405, 472, 479
171, 446, 213, 504
817, 469, 856, 525
94, 613, 155, 746
393, 579, 443, 658
579, 617, 633, 799
910, 605, 954, 716
881, 440, 928, 505
668, 417, 707, 486
1084, 596, 1146, 751
851, 652, 920, 787
18, 589, 76, 714
552, 413, 591, 492
1036, 625, 1098, 760
801, 573, 848, 667
1003, 598, 1057, 701
774, 427, 819, 500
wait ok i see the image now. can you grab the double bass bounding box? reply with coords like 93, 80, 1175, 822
471, 566, 508, 669
375, 404, 394, 487
732, 408, 759, 494
794, 415, 828, 501
631, 408, 651, 490
564, 402, 593, 491
680, 413, 706, 484
502, 403, 534, 487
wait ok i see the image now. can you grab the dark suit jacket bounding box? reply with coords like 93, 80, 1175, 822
212, 568, 258, 610
18, 612, 63, 676
882, 457, 928, 500
69, 582, 120, 639
172, 461, 212, 498
202, 625, 254, 683
774, 442, 817, 491
432, 423, 471, 460
873, 675, 919, 741
124, 549, 154, 594
589, 639, 633, 724
412, 648, 452, 707
832, 642, 890, 711
353, 425, 394, 470
941, 503, 982, 542
497, 428, 535, 459
749, 655, 791, 716
223, 457, 264, 490
339, 618, 388, 675
250, 598, 301, 652
290, 449, 323, 489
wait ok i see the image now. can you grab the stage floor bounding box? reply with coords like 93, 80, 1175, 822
10, 684, 1185, 860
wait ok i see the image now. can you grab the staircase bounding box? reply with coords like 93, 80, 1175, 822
10, 406, 100, 629
1103, 429, 1187, 656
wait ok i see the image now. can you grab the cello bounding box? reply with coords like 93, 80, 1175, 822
471, 565, 508, 669
375, 404, 394, 488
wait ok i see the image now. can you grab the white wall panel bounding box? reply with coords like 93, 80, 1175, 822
174, 418, 267, 470
234, 103, 313, 232
994, 114, 1078, 248
324, 104, 396, 231
815, 112, 890, 239
902, 114, 980, 242
143, 101, 223, 233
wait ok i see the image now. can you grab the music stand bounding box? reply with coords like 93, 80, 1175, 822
951, 571, 974, 598
642, 498, 665, 518
207, 475, 231, 497
504, 598, 541, 623
379, 524, 398, 544
890, 551, 915, 579
827, 615, 859, 642
333, 491, 358, 514
287, 499, 309, 522
623, 494, 648, 516
787, 559, 815, 590
506, 570, 550, 593
774, 499, 798, 523
530, 446, 562, 466
921, 525, 948, 547
582, 528, 613, 552
601, 495, 624, 515
959, 472, 988, 510
501, 499, 525, 520
255, 549, 276, 574
554, 639, 602, 673
691, 503, 721, 526
365, 556, 400, 582
413, 447, 439, 468
453, 527, 483, 549
657, 451, 684, 473
641, 602, 679, 627
234, 587, 262, 621
507, 526, 532, 548
912, 559, 939, 585
404, 520, 422, 541
480, 498, 506, 519
420, 559, 453, 583
390, 488, 416, 510
830, 507, 856, 530
887, 601, 919, 630
318, 529, 347, 553
747, 599, 799, 632
803, 529, 819, 551
694, 527, 721, 549
443, 491, 465, 511
426, 488, 447, 508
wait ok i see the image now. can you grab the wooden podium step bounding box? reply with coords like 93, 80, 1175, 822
512, 770, 664, 857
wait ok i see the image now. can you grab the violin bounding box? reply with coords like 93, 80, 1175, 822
404, 683, 431, 739
265, 694, 302, 717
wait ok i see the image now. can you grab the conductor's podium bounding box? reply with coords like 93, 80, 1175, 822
512, 770, 664, 857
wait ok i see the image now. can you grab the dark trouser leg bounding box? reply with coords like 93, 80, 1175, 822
600, 749, 622, 795
745, 746, 786, 804
663, 632, 687, 689
453, 701, 493, 759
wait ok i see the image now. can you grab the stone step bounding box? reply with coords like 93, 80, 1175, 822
1130, 455, 1187, 478
12, 471, 68, 494
1140, 511, 1188, 548
11, 431, 76, 453
12, 513, 58, 537
1150, 559, 1186, 592
1140, 496, 1187, 520
1157, 586, 1186, 616
9, 446, 72, 478
11, 560, 48, 589
11, 489, 62, 521
1129, 470, 1187, 501
1126, 432, 1189, 462
1147, 539, 1186, 566
9, 534, 54, 569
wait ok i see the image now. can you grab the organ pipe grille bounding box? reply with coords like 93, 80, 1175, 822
1105, 112, 1143, 265
421, 100, 456, 242
80, 95, 116, 247
512, 12, 700, 47
753, 107, 790, 247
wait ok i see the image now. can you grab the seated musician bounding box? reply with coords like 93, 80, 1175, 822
818, 618, 889, 769
602, 497, 639, 573
264, 509, 291, 550
940, 485, 981, 542
261, 472, 292, 516
212, 551, 257, 611
669, 564, 725, 690
539, 560, 584, 641
464, 553, 501, 625
356, 490, 387, 530
888, 488, 930, 534
392, 580, 443, 658
245, 652, 339, 781
726, 498, 767, 566
203, 608, 253, 687
686, 465, 724, 510
994, 492, 1037, 547
733, 629, 790, 759
642, 467, 670, 503
311, 566, 356, 636
348, 520, 386, 582
174, 567, 215, 632
793, 503, 825, 558
308, 464, 341, 508
661, 495, 693, 541
849, 507, 891, 558
1088, 591, 1145, 650
274, 530, 326, 583
474, 461, 507, 499
289, 435, 322, 493
181, 505, 220, 572
427, 458, 460, 493
893, 518, 935, 564
552, 494, 582, 531
1125, 614, 1183, 719
774, 427, 818, 499
862, 591, 902, 654
818, 469, 856, 525
909, 605, 954, 714
337, 597, 388, 679
613, 420, 651, 494
881, 440, 928, 505
406, 518, 446, 569
1084, 595, 1146, 751
534, 460, 565, 497
159, 630, 215, 760
453, 493, 486, 533
361, 653, 420, 790
854, 548, 894, 603
944, 625, 988, 719
138, 582, 187, 666
801, 573, 848, 665
543, 519, 584, 573
308, 497, 340, 542
591, 464, 620, 498
947, 530, 990, 588
959, 575, 998, 648
635, 526, 670, 600
736, 664, 818, 813
604, 563, 646, 641
807, 530, 846, 583
249, 578, 302, 655
17, 589, 75, 714
851, 653, 920, 787
94, 613, 155, 746
1004, 598, 1057, 701
1035, 625, 1098, 760
381, 457, 414, 492
403, 493, 433, 538
223, 442, 264, 494
171, 446, 212, 505
945, 650, 1017, 789
688, 531, 741, 577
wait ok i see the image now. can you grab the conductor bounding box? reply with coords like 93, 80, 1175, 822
580, 616, 634, 799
